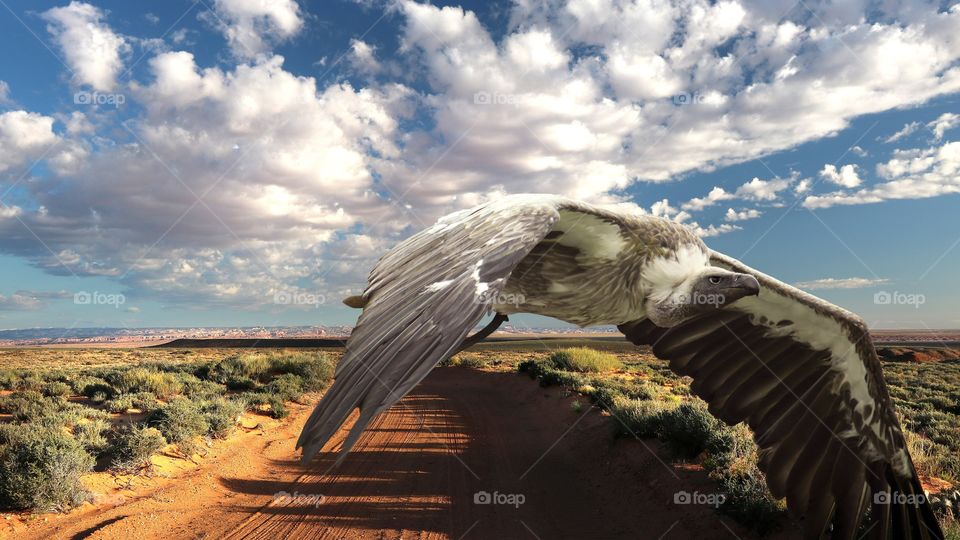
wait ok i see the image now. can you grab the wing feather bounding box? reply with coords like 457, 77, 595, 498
297, 197, 561, 463
618, 250, 944, 539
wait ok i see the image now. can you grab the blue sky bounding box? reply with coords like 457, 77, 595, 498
0, 0, 958, 330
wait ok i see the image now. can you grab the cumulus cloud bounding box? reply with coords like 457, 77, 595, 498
0, 290, 71, 310
804, 141, 960, 208
724, 207, 761, 222
207, 0, 303, 59
794, 277, 889, 290
42, 2, 127, 90
348, 39, 382, 74
734, 176, 793, 201
819, 163, 862, 188
681, 186, 733, 211
0, 110, 59, 174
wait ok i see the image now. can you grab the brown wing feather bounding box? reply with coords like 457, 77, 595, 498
618, 251, 943, 539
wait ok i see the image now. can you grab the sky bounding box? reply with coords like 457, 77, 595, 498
0, 0, 958, 331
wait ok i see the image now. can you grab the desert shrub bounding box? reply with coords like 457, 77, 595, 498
265, 374, 305, 402
656, 400, 725, 458
110, 424, 167, 472
147, 398, 208, 444
108, 368, 183, 398
0, 425, 94, 512
0, 390, 63, 423
208, 354, 272, 384
246, 393, 288, 419
549, 348, 622, 373
41, 381, 72, 398
0, 369, 18, 389
178, 374, 225, 399
14, 373, 45, 391
588, 385, 625, 410
226, 376, 258, 392
74, 419, 110, 454
441, 355, 489, 369
105, 392, 160, 414
200, 397, 245, 439
269, 352, 335, 391
70, 375, 114, 399
609, 397, 677, 438
703, 424, 784, 532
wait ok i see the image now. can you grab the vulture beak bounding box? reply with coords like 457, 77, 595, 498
725, 273, 760, 299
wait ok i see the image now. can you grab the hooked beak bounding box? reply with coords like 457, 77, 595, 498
725, 273, 760, 298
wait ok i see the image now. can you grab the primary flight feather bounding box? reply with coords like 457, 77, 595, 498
298, 194, 943, 540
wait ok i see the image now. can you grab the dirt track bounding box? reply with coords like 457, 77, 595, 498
9, 369, 800, 540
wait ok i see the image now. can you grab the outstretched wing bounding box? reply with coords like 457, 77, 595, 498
619, 250, 942, 540
297, 197, 561, 464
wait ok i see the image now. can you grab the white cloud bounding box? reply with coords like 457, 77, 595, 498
794, 277, 889, 290
794, 178, 812, 194
42, 2, 127, 91
928, 112, 960, 141
0, 81, 10, 105
681, 186, 733, 211
735, 176, 792, 201
692, 222, 741, 237
819, 163, 862, 188
804, 141, 960, 208
208, 0, 303, 60
724, 207, 761, 222
0, 110, 59, 174
348, 39, 381, 74
882, 121, 920, 143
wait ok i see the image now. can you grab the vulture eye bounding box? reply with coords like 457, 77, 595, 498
708, 276, 722, 285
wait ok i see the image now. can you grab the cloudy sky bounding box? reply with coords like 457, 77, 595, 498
0, 0, 958, 330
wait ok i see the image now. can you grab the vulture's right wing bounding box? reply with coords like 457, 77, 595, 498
619, 251, 942, 539
297, 196, 561, 464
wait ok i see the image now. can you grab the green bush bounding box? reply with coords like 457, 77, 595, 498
105, 392, 160, 413
656, 401, 725, 458
0, 369, 18, 390
549, 348, 622, 373
110, 424, 167, 472
0, 425, 94, 512
246, 393, 288, 419
225, 376, 258, 391
269, 352, 335, 391
147, 398, 208, 444
70, 375, 114, 399
208, 354, 272, 384
108, 368, 183, 398
609, 397, 677, 438
74, 419, 110, 454
0, 390, 63, 423
200, 397, 245, 439
265, 373, 305, 402
42, 381, 72, 398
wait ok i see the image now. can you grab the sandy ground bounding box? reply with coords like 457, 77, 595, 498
4, 369, 801, 540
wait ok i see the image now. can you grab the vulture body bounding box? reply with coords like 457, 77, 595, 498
297, 194, 943, 539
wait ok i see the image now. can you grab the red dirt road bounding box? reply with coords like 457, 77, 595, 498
9, 369, 800, 540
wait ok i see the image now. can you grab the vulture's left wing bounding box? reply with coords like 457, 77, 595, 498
619, 250, 942, 540
297, 197, 561, 464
